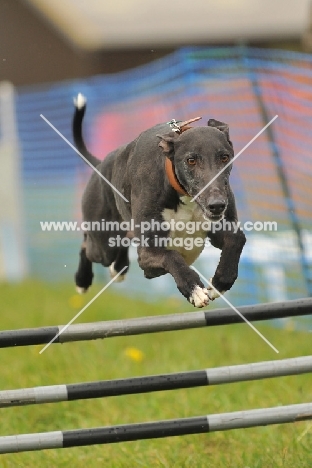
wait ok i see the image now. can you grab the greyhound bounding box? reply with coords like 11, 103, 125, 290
73, 93, 246, 308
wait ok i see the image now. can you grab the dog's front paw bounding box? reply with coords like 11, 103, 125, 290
207, 278, 225, 300
189, 285, 210, 308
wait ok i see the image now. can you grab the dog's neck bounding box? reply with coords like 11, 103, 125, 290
165, 157, 189, 196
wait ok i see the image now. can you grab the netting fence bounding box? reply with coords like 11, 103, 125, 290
6, 46, 312, 311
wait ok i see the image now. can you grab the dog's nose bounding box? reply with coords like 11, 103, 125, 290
208, 200, 226, 215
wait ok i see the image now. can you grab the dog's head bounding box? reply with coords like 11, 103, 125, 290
157, 119, 234, 222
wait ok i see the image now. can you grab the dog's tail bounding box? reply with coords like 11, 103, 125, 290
73, 93, 101, 167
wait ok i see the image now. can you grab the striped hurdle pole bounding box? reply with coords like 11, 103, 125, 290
1, 402, 312, 454
0, 297, 311, 348
0, 355, 311, 408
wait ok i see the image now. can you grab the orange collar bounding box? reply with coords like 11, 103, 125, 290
165, 157, 189, 196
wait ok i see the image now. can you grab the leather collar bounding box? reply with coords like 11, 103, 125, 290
165, 157, 189, 196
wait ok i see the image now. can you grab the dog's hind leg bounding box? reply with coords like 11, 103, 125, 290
75, 237, 94, 293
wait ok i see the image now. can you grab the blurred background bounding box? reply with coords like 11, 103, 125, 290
1, 0, 312, 313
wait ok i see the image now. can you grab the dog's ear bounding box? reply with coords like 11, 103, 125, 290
207, 119, 232, 147
157, 132, 179, 155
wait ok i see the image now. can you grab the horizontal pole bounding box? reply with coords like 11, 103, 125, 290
1, 402, 312, 453
0, 355, 311, 408
0, 297, 311, 348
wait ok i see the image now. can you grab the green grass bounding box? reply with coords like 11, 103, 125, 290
0, 280, 311, 467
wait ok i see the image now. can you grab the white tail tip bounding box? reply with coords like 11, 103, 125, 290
74, 93, 87, 109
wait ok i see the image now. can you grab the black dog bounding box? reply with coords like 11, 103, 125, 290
73, 94, 246, 307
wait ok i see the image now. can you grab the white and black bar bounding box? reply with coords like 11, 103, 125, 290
0, 297, 311, 348
1, 402, 312, 454
1, 356, 311, 408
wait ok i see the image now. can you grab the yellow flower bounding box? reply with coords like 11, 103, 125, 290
68, 294, 84, 309
124, 347, 145, 362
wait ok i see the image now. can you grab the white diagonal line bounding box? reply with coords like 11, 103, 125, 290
40, 114, 129, 202
297, 422, 312, 442
39, 266, 127, 354
191, 115, 278, 202
191, 266, 279, 354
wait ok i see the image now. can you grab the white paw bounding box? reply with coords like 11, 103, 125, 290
207, 278, 224, 300
189, 285, 209, 308
76, 286, 88, 294
109, 263, 126, 282
73, 93, 86, 109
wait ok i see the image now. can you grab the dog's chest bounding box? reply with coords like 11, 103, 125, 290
162, 197, 209, 265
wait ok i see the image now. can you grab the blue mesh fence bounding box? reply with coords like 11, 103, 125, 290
15, 46, 312, 313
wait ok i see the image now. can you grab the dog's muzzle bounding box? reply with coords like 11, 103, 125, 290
196, 196, 227, 222
203, 213, 225, 222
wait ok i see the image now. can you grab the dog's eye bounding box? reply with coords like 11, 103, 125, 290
221, 154, 229, 163
187, 157, 196, 166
